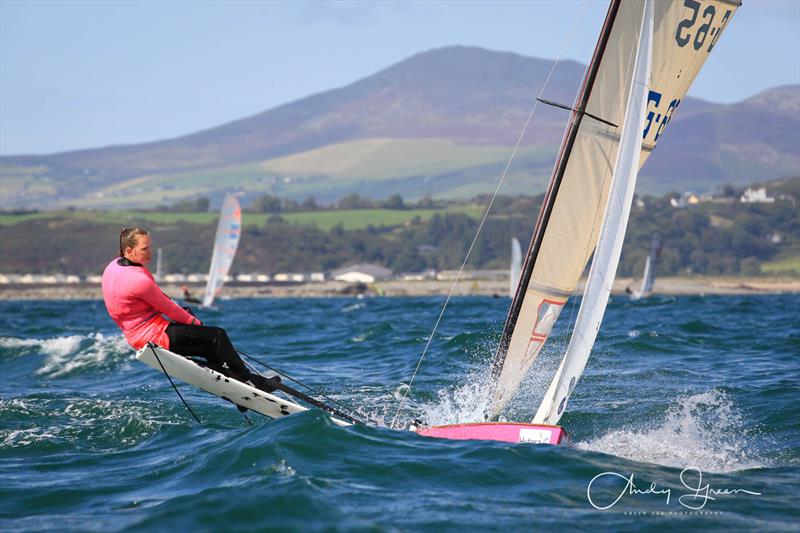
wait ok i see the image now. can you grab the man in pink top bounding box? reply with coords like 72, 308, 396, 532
103, 226, 276, 391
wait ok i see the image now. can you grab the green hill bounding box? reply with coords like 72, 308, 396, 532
1, 47, 798, 210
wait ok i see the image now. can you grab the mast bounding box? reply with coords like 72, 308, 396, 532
491, 0, 621, 379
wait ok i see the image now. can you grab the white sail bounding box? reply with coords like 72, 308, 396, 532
533, 0, 653, 425
488, 0, 739, 420
510, 238, 522, 298
631, 232, 661, 300
201, 194, 242, 308
155, 247, 163, 281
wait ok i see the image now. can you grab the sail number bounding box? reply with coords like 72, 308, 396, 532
675, 0, 732, 52
643, 90, 679, 144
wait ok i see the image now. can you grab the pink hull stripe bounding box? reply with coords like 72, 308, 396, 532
416, 423, 568, 446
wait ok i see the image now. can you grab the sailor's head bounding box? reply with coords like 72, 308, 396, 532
119, 226, 152, 265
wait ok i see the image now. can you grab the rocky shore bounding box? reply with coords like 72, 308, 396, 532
1, 276, 798, 300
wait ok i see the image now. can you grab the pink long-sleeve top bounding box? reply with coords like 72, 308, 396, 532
102, 257, 200, 349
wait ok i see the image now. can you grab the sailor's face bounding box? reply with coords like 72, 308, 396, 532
125, 235, 152, 265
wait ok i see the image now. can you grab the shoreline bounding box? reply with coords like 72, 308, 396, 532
1, 276, 798, 300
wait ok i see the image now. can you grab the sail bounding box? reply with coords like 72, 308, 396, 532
155, 247, 163, 281
533, 0, 653, 425
510, 238, 522, 298
201, 194, 242, 308
631, 232, 661, 300
489, 0, 739, 419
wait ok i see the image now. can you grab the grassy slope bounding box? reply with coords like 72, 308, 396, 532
760, 254, 800, 275
28, 138, 556, 208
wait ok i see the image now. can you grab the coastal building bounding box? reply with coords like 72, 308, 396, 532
670, 192, 701, 208
332, 264, 393, 283
740, 187, 775, 203
402, 270, 437, 281
436, 270, 506, 281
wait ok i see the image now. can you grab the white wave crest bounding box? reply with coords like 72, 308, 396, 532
0, 397, 179, 449
579, 389, 763, 473
0, 333, 131, 377
1, 335, 84, 357
38, 333, 130, 377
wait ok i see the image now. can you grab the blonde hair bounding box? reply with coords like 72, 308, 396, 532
119, 226, 149, 257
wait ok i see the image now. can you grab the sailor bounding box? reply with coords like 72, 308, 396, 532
102, 226, 278, 392
180, 284, 201, 304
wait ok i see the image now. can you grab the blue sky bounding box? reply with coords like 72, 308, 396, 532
1, 0, 798, 156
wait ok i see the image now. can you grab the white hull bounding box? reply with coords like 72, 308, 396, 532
136, 344, 351, 426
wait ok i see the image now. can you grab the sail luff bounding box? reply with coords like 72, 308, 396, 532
533, 0, 654, 425
490, 0, 623, 384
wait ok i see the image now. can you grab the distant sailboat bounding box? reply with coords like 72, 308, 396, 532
416, 0, 738, 445
155, 247, 163, 282
510, 238, 522, 298
201, 194, 242, 308
629, 233, 662, 300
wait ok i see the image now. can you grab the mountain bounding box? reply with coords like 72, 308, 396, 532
643, 84, 800, 193
1, 46, 798, 209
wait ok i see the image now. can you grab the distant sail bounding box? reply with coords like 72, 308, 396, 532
155, 247, 163, 281
201, 194, 242, 308
488, 0, 739, 419
510, 238, 522, 298
630, 232, 662, 300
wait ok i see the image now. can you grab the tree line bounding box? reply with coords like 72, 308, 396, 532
1, 180, 796, 277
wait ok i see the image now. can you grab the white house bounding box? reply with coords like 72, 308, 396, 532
331, 264, 393, 284
740, 187, 775, 203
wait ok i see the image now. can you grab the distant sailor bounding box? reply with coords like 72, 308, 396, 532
102, 226, 278, 392
181, 284, 201, 305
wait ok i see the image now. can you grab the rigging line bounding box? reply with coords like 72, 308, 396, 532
235, 348, 369, 424
389, 0, 590, 430
236, 348, 347, 410
149, 343, 202, 424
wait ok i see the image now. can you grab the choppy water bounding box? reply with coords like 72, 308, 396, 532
1, 294, 798, 531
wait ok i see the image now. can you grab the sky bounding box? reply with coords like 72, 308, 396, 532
1, 0, 798, 156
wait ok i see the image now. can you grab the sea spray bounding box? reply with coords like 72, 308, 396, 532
578, 389, 763, 473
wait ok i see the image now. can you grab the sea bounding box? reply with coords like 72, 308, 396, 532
1, 294, 798, 531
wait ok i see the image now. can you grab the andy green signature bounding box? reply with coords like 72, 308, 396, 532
587, 467, 762, 510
